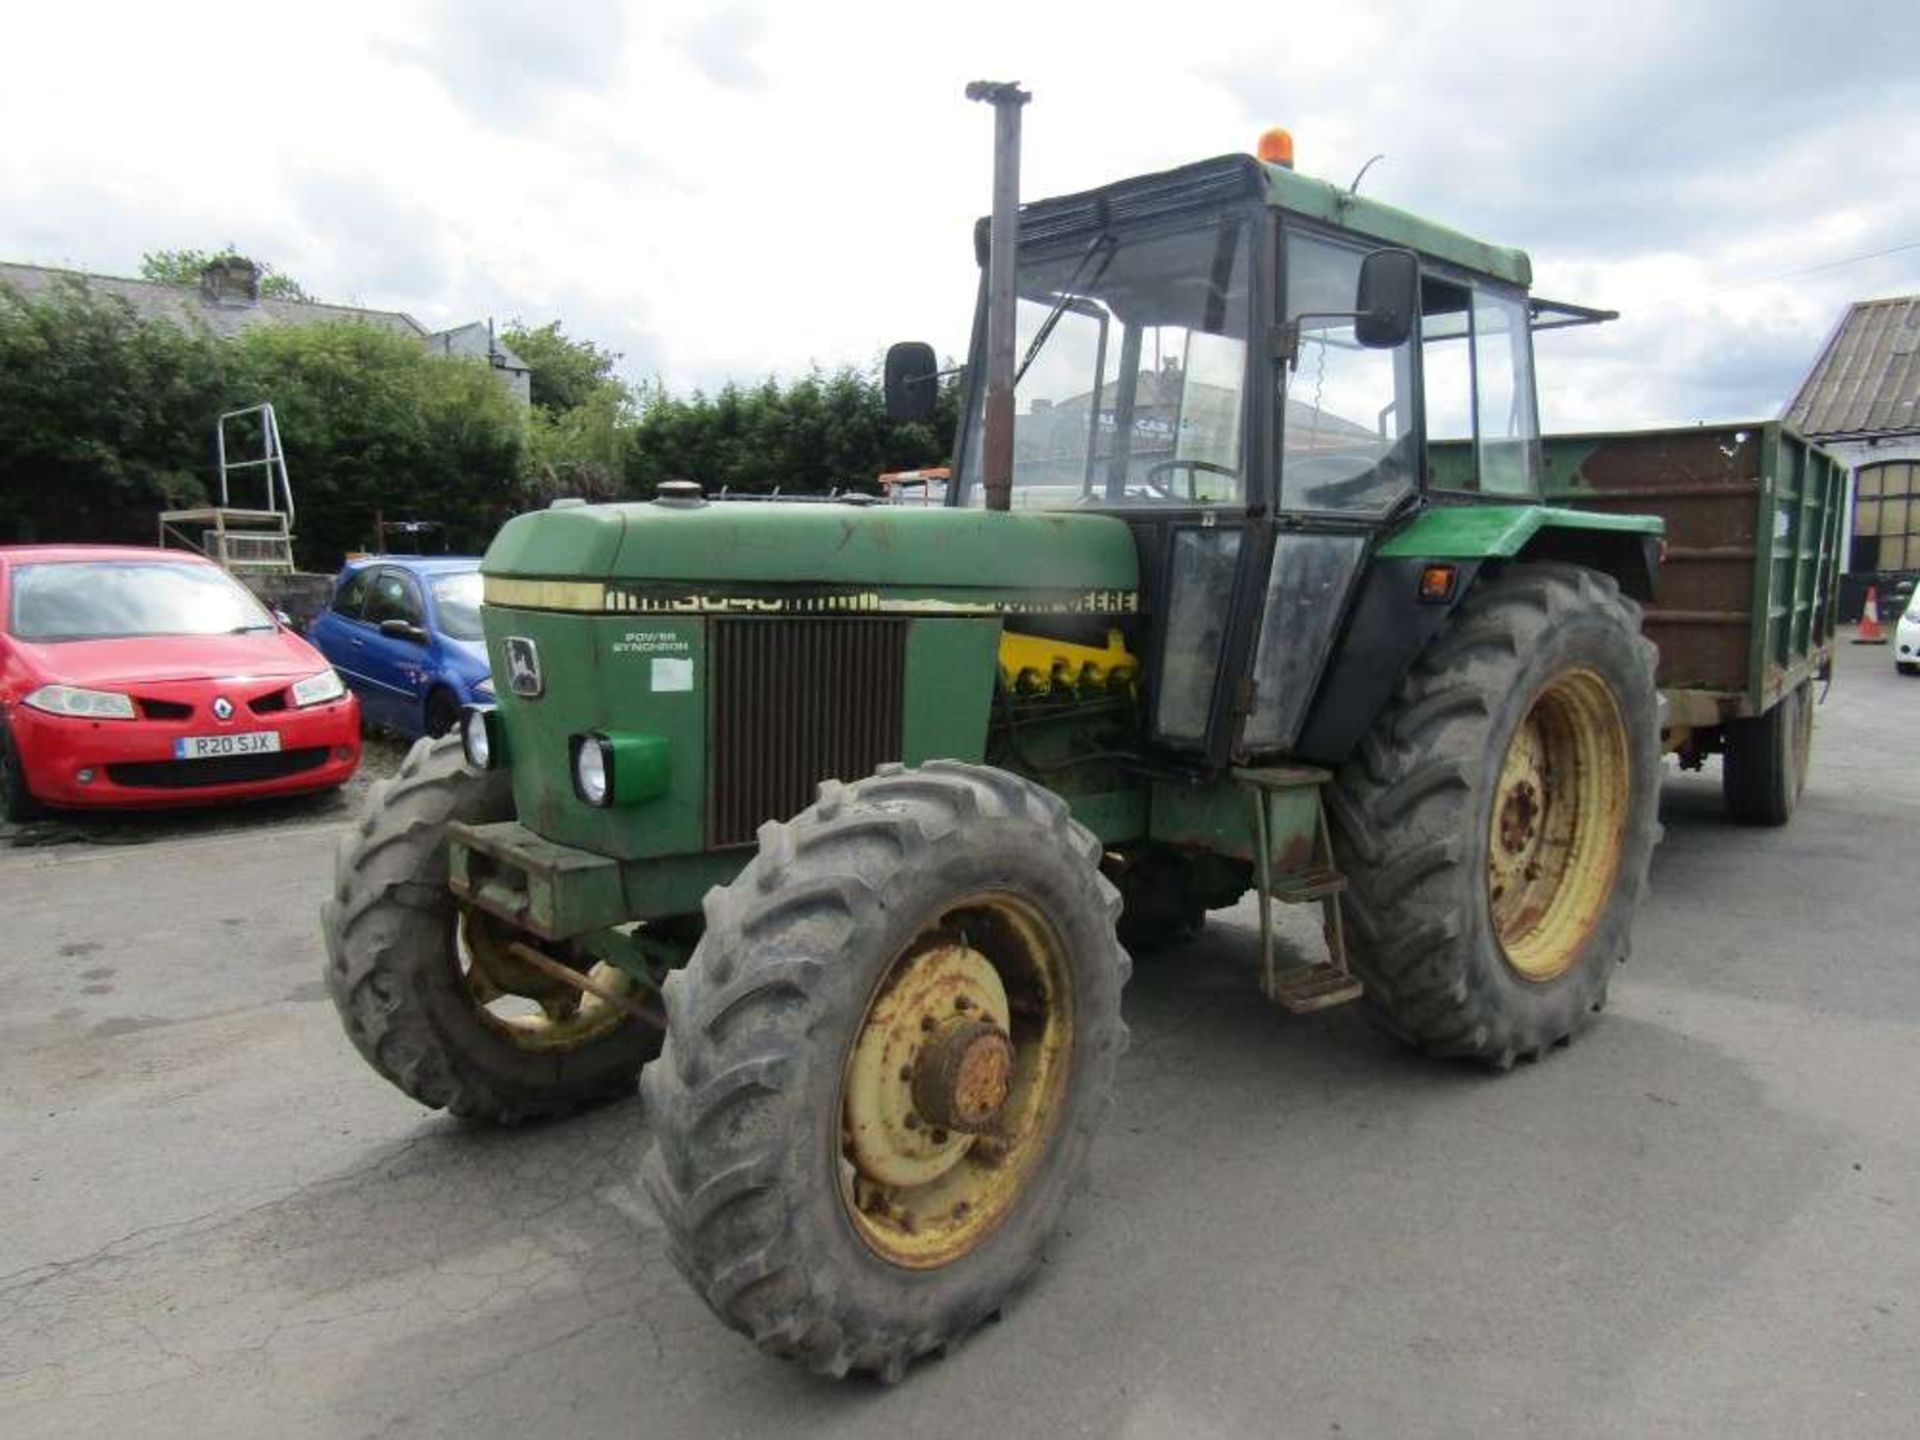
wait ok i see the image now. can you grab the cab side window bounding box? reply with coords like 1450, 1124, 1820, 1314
1472, 290, 1540, 496
365, 571, 423, 628
1420, 280, 1541, 496
331, 569, 372, 619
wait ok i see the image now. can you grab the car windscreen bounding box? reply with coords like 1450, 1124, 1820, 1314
428, 570, 484, 641
7, 561, 276, 641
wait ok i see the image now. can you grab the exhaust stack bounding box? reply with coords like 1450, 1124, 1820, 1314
966, 79, 1028, 514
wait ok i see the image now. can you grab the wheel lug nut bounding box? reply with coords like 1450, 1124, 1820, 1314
904, 1113, 921, 1131
919, 1014, 936, 1033
930, 1128, 948, 1145
954, 994, 973, 1011
898, 1064, 913, 1082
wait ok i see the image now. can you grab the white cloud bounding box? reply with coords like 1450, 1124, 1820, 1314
2, 0, 1917, 427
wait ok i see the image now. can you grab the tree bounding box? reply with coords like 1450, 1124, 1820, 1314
500, 320, 623, 414
0, 277, 230, 543
139, 248, 313, 302
226, 321, 524, 563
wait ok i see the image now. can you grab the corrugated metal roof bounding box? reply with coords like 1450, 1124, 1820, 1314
1783, 293, 1920, 439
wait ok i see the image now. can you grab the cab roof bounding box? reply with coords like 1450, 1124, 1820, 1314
983, 153, 1532, 291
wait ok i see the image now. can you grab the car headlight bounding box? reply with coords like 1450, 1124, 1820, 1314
475, 675, 496, 699
291, 669, 347, 708
461, 706, 502, 771
23, 684, 137, 720
571, 733, 612, 807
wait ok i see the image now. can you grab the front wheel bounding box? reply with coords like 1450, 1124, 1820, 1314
1329, 563, 1661, 1066
0, 723, 43, 823
322, 733, 659, 1122
642, 761, 1128, 1380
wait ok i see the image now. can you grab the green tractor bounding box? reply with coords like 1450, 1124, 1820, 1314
321, 87, 1663, 1379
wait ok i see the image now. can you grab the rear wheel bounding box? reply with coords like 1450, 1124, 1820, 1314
1329, 563, 1661, 1066
322, 733, 659, 1122
642, 761, 1127, 1380
0, 723, 43, 823
1722, 680, 1814, 826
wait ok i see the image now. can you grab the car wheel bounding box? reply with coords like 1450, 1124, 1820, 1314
423, 687, 462, 739
0, 723, 45, 823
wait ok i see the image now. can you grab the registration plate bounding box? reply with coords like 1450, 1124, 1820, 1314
172, 732, 282, 760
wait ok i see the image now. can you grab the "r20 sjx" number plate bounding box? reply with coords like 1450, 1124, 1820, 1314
173, 732, 282, 760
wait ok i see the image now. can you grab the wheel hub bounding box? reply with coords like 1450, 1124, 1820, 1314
844, 941, 1010, 1189
912, 1017, 1014, 1133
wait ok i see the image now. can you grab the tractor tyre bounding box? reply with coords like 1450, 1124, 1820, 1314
322, 733, 658, 1123
641, 760, 1128, 1381
1722, 680, 1814, 826
0, 722, 43, 824
1328, 563, 1660, 1067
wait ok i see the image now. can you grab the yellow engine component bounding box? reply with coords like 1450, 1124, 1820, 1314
997, 628, 1138, 695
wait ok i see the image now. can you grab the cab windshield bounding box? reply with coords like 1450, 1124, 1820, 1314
957, 217, 1254, 509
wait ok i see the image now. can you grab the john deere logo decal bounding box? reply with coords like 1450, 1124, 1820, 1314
505, 637, 543, 697
212, 696, 234, 721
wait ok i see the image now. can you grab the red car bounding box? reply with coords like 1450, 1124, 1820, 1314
0, 545, 361, 817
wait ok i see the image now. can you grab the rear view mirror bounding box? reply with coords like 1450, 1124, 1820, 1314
1355, 249, 1418, 348
884, 341, 939, 423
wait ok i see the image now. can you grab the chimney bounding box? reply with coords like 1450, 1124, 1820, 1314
200, 256, 262, 306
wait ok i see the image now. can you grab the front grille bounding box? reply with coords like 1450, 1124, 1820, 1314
708, 618, 907, 846
249, 689, 289, 714
107, 746, 331, 790
136, 698, 193, 720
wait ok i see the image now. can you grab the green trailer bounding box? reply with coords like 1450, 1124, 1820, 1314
1543, 422, 1844, 824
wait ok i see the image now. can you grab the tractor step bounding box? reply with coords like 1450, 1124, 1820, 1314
1270, 865, 1346, 903
1264, 961, 1365, 1014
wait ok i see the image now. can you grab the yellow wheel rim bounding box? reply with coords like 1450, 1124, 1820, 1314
456, 908, 637, 1053
1487, 668, 1630, 982
838, 892, 1074, 1270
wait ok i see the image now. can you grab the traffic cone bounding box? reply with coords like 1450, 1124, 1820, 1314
1854, 586, 1888, 644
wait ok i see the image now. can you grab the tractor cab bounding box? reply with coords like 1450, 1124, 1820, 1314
891, 144, 1617, 767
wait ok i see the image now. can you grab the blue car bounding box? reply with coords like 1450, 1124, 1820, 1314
308, 557, 492, 738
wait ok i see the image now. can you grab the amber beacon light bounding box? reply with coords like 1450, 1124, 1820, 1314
1257, 127, 1295, 168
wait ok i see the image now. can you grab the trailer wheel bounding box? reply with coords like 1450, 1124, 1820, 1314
642, 761, 1127, 1381
1329, 563, 1661, 1066
322, 733, 659, 1123
1722, 680, 1814, 826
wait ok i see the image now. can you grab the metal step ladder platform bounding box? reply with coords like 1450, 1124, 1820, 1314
1234, 765, 1363, 1014
158, 403, 297, 574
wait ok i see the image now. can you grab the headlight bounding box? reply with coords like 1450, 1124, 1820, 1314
23, 684, 137, 720
291, 669, 347, 708
475, 676, 496, 698
461, 706, 501, 771
571, 733, 612, 807
566, 730, 670, 807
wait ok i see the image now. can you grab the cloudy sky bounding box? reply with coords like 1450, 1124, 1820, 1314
5, 0, 1917, 431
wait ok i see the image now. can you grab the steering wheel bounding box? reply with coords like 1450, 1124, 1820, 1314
1142, 458, 1240, 503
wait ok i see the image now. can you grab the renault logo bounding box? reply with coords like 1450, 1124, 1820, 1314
505, 637, 543, 698
212, 696, 234, 721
